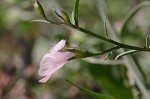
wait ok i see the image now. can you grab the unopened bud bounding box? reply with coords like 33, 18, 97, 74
33, 0, 47, 19
61, 11, 72, 26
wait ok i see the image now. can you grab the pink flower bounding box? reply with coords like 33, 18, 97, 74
39, 40, 75, 83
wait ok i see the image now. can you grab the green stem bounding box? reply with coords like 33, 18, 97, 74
71, 26, 150, 52
68, 46, 120, 60
92, 46, 120, 56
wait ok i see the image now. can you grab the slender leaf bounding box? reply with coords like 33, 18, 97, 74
104, 18, 110, 39
72, 0, 79, 26
115, 50, 139, 60
66, 80, 115, 99
31, 19, 50, 23
146, 35, 150, 49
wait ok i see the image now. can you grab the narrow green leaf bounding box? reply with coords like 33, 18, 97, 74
66, 79, 115, 99
31, 19, 50, 23
31, 19, 64, 25
115, 50, 139, 60
121, 1, 150, 38
72, 0, 79, 26
104, 18, 111, 39
146, 35, 150, 49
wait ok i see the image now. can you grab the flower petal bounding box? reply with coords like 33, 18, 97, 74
54, 52, 75, 62
49, 39, 66, 55
39, 74, 52, 83
46, 52, 75, 75
38, 40, 75, 83
39, 53, 54, 76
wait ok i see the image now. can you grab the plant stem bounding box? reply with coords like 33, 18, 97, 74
71, 26, 150, 52
92, 46, 120, 56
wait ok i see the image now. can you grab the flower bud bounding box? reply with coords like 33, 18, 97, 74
33, 0, 47, 19
61, 11, 72, 26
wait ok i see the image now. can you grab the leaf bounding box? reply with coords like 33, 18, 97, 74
31, 19, 64, 25
72, 0, 79, 26
146, 35, 150, 49
66, 79, 115, 99
31, 19, 50, 23
104, 18, 110, 39
81, 61, 134, 99
121, 1, 150, 38
115, 50, 139, 60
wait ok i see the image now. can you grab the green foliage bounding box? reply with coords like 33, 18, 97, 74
66, 79, 115, 99
146, 35, 150, 49
81, 61, 134, 99
72, 0, 79, 26
1, 0, 150, 98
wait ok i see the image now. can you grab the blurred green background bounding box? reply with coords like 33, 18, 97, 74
0, 0, 150, 99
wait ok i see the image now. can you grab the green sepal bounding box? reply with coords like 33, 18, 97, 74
66, 48, 94, 59
66, 46, 120, 60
